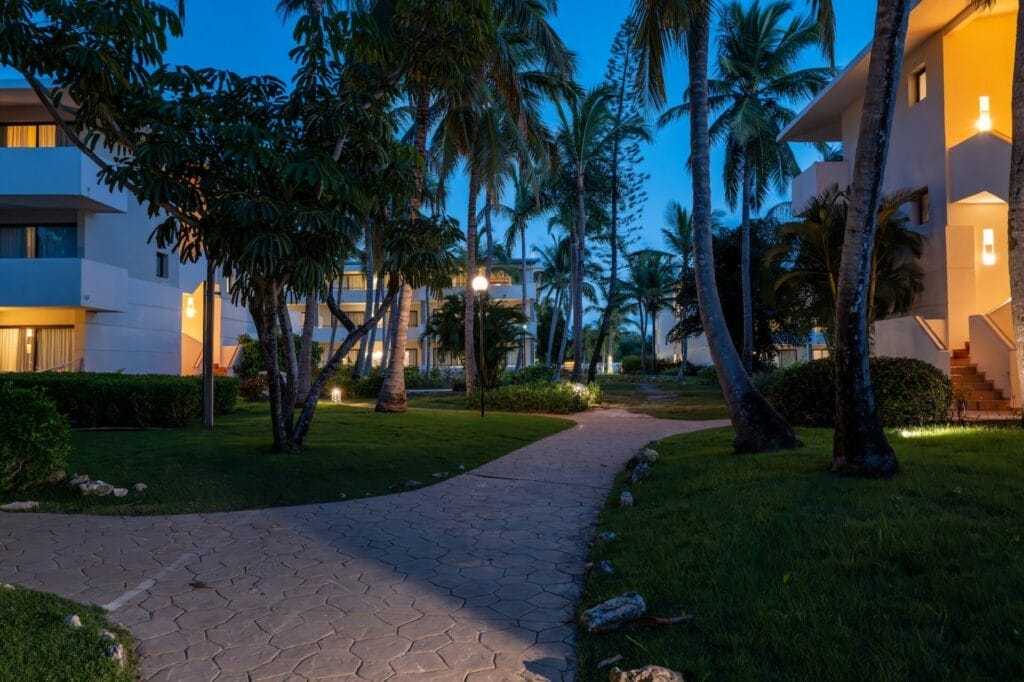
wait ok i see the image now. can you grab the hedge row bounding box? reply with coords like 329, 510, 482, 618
761, 357, 952, 428
1, 383, 70, 492
466, 381, 602, 414
3, 373, 238, 428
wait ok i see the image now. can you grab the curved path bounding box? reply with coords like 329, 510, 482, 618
0, 409, 727, 681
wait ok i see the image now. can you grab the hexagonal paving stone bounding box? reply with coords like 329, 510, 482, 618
350, 634, 412, 662
437, 642, 494, 672
268, 621, 334, 649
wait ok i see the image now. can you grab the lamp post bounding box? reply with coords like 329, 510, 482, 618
471, 275, 490, 417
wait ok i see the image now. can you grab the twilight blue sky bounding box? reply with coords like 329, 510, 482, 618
19, 1, 880, 253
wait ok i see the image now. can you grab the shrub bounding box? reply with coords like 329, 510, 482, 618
235, 333, 322, 379
0, 383, 70, 492
239, 375, 267, 402
620, 356, 680, 375
763, 357, 952, 428
696, 365, 718, 385
502, 365, 557, 385
3, 373, 238, 428
467, 381, 602, 414
621, 355, 642, 374
322, 366, 384, 400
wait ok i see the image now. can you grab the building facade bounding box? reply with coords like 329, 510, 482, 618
287, 263, 540, 372
0, 80, 251, 376
782, 0, 1020, 411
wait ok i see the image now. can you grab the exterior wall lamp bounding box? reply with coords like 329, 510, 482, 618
186, 295, 196, 318
982, 228, 997, 266
977, 96, 993, 132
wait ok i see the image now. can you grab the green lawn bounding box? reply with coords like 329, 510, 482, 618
598, 378, 730, 421
0, 586, 135, 682
0, 402, 570, 515
579, 426, 1024, 681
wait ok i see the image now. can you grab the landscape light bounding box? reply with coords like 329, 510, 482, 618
977, 96, 992, 132
471, 275, 489, 292
982, 228, 996, 266
330, 387, 342, 403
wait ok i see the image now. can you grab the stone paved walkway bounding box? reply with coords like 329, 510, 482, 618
0, 409, 727, 681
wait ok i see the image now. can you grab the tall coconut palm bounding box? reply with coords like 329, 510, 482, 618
535, 234, 572, 366
630, 0, 834, 451
624, 249, 677, 374
556, 86, 650, 382
663, 1, 830, 373
662, 201, 695, 382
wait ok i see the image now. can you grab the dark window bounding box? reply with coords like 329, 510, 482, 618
0, 225, 76, 258
910, 67, 927, 104
156, 252, 169, 278
408, 309, 420, 328
915, 190, 930, 225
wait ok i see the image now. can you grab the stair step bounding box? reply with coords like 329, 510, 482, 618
962, 399, 1013, 411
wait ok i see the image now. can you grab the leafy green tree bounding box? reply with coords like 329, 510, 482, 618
423, 294, 527, 389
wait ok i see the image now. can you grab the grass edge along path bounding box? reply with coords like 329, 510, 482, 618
0, 585, 136, 682
0, 402, 572, 516
577, 425, 1024, 681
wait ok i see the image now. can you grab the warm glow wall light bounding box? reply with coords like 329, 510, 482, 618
977, 96, 993, 132
982, 228, 997, 265
185, 295, 196, 318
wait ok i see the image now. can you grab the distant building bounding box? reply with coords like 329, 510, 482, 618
0, 80, 250, 376
781, 0, 1019, 410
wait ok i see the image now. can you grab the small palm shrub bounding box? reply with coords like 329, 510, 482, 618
0, 383, 70, 492
763, 357, 952, 427
696, 365, 718, 385
467, 381, 602, 414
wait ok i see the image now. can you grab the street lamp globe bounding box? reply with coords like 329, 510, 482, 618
471, 275, 489, 292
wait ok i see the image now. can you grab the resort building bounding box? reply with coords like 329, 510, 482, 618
782, 0, 1020, 411
0, 80, 251, 376
287, 262, 541, 371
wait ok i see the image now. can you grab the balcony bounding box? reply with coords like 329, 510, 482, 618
790, 161, 849, 214
0, 258, 129, 311
0, 147, 126, 213
949, 131, 1010, 204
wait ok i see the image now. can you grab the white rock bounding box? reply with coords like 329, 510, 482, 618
619, 491, 634, 508
133, 483, 147, 492
404, 480, 422, 488
338, 492, 347, 500
609, 665, 685, 682
0, 498, 37, 512
596, 560, 615, 575
68, 474, 90, 487
79, 480, 114, 496
457, 464, 466, 471
580, 593, 646, 633
100, 630, 116, 643
431, 472, 448, 478
65, 614, 82, 628
3, 584, 15, 590
105, 642, 126, 666
112, 488, 128, 498
596, 531, 618, 543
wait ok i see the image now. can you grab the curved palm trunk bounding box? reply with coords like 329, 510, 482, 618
376, 283, 412, 412
463, 170, 481, 393
687, 17, 800, 452
555, 297, 571, 378
484, 187, 496, 279
1009, 6, 1024, 428
571, 173, 586, 381
362, 279, 381, 375
741, 159, 754, 373
518, 227, 529, 370
355, 225, 374, 378
831, 0, 911, 476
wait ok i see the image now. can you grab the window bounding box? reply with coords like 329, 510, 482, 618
0, 225, 77, 258
0, 327, 74, 372
408, 309, 419, 328
0, 123, 70, 148
914, 189, 930, 225
777, 349, 798, 368
342, 273, 367, 290
910, 67, 927, 105
156, 252, 169, 278
405, 348, 418, 367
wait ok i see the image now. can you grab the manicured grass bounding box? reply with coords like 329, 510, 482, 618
598, 378, 730, 421
0, 586, 135, 682
0, 402, 570, 515
579, 426, 1024, 681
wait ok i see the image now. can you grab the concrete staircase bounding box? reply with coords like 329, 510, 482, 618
951, 345, 1012, 411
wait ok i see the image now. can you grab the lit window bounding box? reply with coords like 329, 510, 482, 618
1, 123, 62, 148
156, 252, 169, 278
910, 67, 927, 104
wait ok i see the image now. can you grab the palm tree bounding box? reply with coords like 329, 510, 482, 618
662, 1, 830, 373
556, 86, 650, 382
662, 201, 694, 382
624, 249, 677, 375
535, 234, 572, 367
768, 185, 925, 344
630, 0, 834, 451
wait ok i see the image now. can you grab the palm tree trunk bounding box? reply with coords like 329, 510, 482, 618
651, 310, 658, 373
362, 278, 381, 375
831, 0, 911, 476
686, 16, 799, 452
327, 277, 339, 365
555, 298, 571, 378
545, 290, 561, 367
298, 294, 317, 398
676, 335, 688, 383
355, 225, 375, 378
517, 228, 528, 370
741, 159, 754, 373
464, 169, 481, 393
201, 257, 216, 428
376, 283, 412, 412
251, 286, 289, 452
571, 173, 587, 381
1009, 6, 1024, 427
485, 186, 496, 279
639, 304, 647, 376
